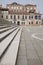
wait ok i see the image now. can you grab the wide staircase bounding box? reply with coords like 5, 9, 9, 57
0, 18, 22, 65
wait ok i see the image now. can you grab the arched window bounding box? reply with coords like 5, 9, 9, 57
29, 22, 30, 24
36, 21, 38, 24
31, 21, 33, 24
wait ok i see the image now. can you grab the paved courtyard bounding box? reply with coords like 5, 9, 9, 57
16, 26, 43, 65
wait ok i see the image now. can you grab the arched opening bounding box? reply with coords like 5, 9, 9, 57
17, 21, 20, 25
36, 21, 38, 24
31, 21, 33, 24
29, 22, 30, 24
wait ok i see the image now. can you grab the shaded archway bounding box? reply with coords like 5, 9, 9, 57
36, 21, 38, 24
31, 21, 33, 24
17, 21, 20, 25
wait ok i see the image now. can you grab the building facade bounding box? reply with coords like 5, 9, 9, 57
0, 4, 2, 8
0, 2, 42, 25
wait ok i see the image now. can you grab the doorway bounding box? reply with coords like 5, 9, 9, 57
17, 21, 20, 25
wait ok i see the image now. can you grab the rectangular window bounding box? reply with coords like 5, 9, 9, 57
25, 16, 27, 19
18, 16, 19, 19
35, 16, 37, 19
21, 22, 25, 24
1, 15, 3, 18
22, 15, 24, 20
10, 15, 12, 19
31, 16, 33, 19
29, 16, 30, 19
14, 15, 16, 19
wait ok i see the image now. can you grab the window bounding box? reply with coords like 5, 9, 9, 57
29, 16, 30, 19
18, 16, 19, 19
35, 16, 37, 19
24, 22, 25, 24
21, 22, 23, 24
22, 15, 24, 20
10, 15, 12, 19
21, 22, 25, 24
31, 21, 33, 24
1, 15, 3, 18
25, 16, 27, 19
36, 21, 38, 24
17, 21, 20, 25
31, 16, 33, 19
29, 16, 33, 19
14, 21, 16, 24
29, 22, 30, 24
14, 15, 16, 19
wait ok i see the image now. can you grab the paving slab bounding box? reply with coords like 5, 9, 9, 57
16, 26, 43, 65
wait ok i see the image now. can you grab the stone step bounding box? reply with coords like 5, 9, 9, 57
0, 26, 15, 33
0, 27, 17, 42
0, 28, 20, 59
0, 28, 22, 65
0, 25, 11, 29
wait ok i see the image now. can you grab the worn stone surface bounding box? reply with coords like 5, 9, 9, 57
16, 26, 43, 65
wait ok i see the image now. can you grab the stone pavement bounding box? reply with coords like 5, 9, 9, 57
16, 26, 43, 65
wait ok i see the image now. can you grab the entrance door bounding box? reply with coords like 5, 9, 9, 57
17, 21, 20, 25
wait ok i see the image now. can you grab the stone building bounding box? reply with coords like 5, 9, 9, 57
0, 4, 2, 8
0, 2, 42, 25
